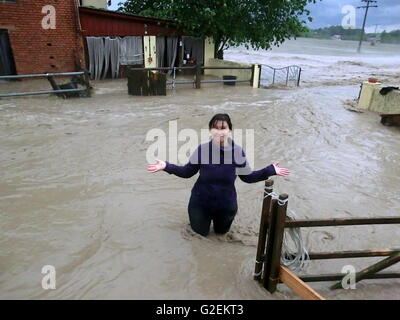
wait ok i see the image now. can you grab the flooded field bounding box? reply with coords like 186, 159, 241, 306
1, 38, 400, 299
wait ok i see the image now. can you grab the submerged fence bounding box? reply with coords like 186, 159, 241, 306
126, 65, 255, 95
0, 63, 302, 98
260, 65, 302, 87
255, 180, 400, 300
0, 70, 91, 98
129, 63, 302, 91
130, 65, 254, 89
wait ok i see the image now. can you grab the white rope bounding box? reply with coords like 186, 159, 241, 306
253, 270, 262, 277
263, 186, 310, 272
278, 198, 288, 206
264, 189, 279, 199
281, 209, 310, 272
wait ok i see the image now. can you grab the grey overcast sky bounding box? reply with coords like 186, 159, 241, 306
109, 0, 400, 32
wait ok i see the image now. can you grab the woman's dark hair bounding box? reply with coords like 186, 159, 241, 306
208, 113, 233, 130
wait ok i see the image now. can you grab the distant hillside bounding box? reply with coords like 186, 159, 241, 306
301, 26, 400, 44
380, 30, 400, 44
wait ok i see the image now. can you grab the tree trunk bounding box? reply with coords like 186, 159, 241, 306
216, 49, 224, 60
214, 38, 224, 60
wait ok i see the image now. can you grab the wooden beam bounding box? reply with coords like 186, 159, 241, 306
285, 217, 400, 228
46, 76, 66, 99
280, 266, 326, 300
330, 251, 400, 290
299, 272, 400, 282
308, 249, 399, 260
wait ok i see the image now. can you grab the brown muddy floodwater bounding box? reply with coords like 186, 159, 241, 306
1, 68, 400, 299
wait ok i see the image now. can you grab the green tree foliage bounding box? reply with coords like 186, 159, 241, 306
381, 30, 400, 44
301, 25, 363, 40
117, 0, 318, 59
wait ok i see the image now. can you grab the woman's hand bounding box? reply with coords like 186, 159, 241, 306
272, 161, 290, 176
147, 159, 166, 173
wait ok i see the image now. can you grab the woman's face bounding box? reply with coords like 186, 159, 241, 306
210, 120, 230, 144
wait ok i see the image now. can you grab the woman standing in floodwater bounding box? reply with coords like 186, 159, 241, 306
147, 114, 290, 236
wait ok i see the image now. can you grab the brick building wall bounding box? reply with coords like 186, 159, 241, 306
0, 0, 86, 75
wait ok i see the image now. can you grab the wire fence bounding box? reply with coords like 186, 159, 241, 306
260, 65, 302, 87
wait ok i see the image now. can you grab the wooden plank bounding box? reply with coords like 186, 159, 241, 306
254, 180, 274, 281
285, 216, 400, 228
46, 76, 60, 91
46, 76, 66, 99
299, 272, 400, 282
127, 69, 145, 95
330, 251, 400, 290
149, 71, 166, 95
280, 266, 326, 300
308, 249, 399, 260
158, 72, 167, 95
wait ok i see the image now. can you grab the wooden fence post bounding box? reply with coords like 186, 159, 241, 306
254, 180, 274, 281
195, 64, 201, 89
83, 69, 91, 97
266, 194, 288, 293
262, 199, 276, 289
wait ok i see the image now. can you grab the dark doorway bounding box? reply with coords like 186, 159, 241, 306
181, 36, 204, 66
0, 30, 17, 77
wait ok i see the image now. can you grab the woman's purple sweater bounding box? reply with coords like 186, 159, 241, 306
163, 138, 276, 209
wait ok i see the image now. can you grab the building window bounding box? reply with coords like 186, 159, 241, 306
2, 0, 17, 3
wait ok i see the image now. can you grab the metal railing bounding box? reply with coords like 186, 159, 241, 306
260, 65, 302, 87
0, 70, 91, 98
130, 65, 253, 89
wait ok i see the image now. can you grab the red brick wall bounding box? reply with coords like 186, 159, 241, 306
0, 0, 86, 75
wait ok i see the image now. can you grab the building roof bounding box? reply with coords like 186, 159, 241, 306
79, 6, 176, 26
79, 6, 182, 36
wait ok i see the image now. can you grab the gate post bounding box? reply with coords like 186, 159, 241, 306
252, 64, 260, 88
254, 180, 274, 281
195, 64, 201, 89
264, 194, 288, 293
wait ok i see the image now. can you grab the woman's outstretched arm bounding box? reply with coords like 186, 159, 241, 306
146, 146, 200, 178
163, 160, 200, 178
236, 149, 290, 183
